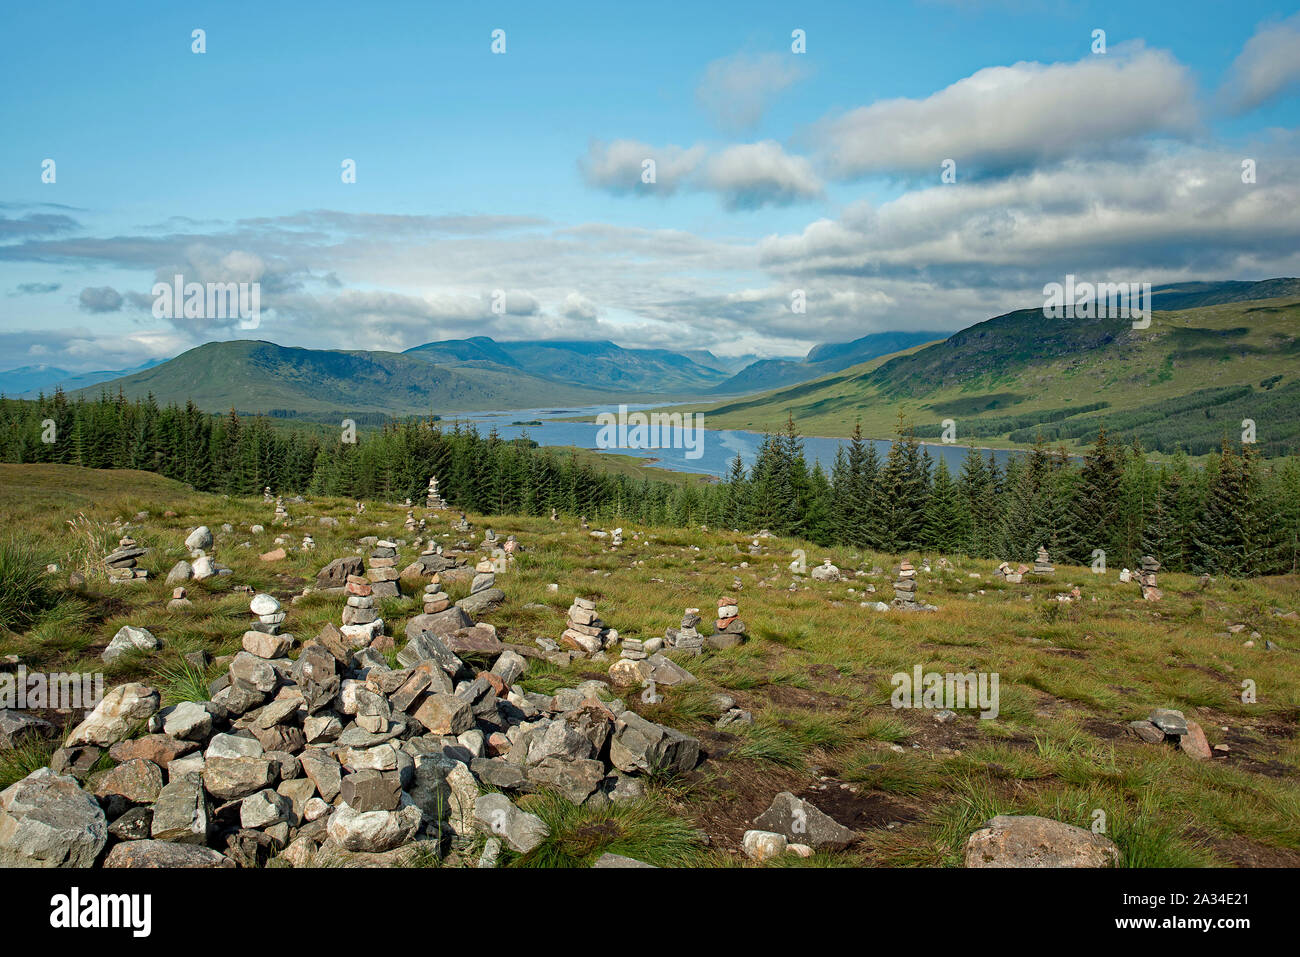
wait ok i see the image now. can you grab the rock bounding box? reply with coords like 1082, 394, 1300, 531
150, 774, 210, 844
316, 556, 364, 589
592, 852, 657, 868
1128, 720, 1165, 744
260, 548, 287, 562
810, 561, 841, 582
66, 683, 160, 747
163, 701, 214, 741
102, 625, 161, 663
340, 769, 402, 812
1179, 720, 1212, 760
240, 789, 292, 829
1148, 709, 1189, 736
473, 793, 550, 854
411, 693, 474, 735
528, 756, 606, 805
203, 756, 278, 801
242, 631, 293, 659
456, 587, 506, 617
105, 840, 233, 868
0, 768, 108, 867
165, 560, 193, 584
185, 526, 214, 551
964, 814, 1120, 868
300, 749, 342, 802
229, 652, 278, 693
94, 758, 164, 809
609, 711, 700, 775
249, 593, 281, 616
107, 806, 152, 842
752, 792, 856, 850
742, 829, 788, 861
326, 802, 423, 853
0, 710, 54, 749
405, 607, 474, 641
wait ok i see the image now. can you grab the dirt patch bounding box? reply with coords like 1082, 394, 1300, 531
795, 783, 921, 830
1083, 717, 1129, 740
680, 759, 807, 851
1194, 832, 1300, 867
756, 683, 849, 710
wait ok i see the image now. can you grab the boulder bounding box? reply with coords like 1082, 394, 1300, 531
184, 526, 214, 552
456, 588, 506, 617
105, 840, 234, 868
0, 768, 108, 867
752, 792, 855, 850
326, 802, 423, 852
964, 814, 1120, 868
473, 793, 549, 854
102, 625, 161, 663
150, 774, 210, 844
65, 683, 160, 748
609, 711, 700, 775
404, 607, 474, 642
315, 556, 364, 589
0, 709, 54, 749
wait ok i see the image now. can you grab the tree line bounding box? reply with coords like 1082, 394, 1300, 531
2, 391, 1296, 577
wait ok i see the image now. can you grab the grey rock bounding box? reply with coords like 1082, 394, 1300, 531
473, 793, 549, 854
752, 792, 856, 850
0, 768, 108, 867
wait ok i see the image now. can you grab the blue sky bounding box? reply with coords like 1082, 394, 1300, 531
2, 0, 1298, 374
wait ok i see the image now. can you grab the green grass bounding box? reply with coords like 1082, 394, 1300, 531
511, 790, 706, 867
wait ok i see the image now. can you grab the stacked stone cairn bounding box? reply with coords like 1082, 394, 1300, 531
106, 536, 149, 584
273, 497, 290, 525
263, 486, 274, 503
709, 595, 747, 650
249, 593, 286, 636
665, 609, 705, 656
1138, 555, 1162, 601
561, 597, 615, 657
404, 511, 417, 535
341, 575, 384, 648
366, 540, 401, 599
11, 599, 702, 867
471, 559, 496, 595
422, 574, 450, 615
300, 533, 315, 552
1033, 546, 1055, 574
452, 513, 471, 534
426, 476, 448, 510
890, 560, 935, 611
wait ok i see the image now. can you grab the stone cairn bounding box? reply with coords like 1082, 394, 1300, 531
249, 593, 285, 635
1138, 555, 1162, 601
105, 536, 149, 584
994, 561, 1027, 584
263, 486, 274, 503
300, 534, 315, 552
561, 596, 615, 657
366, 540, 401, 599
891, 560, 937, 611
340, 574, 385, 649
665, 608, 705, 656
426, 476, 448, 510
29, 592, 702, 868
273, 497, 290, 525
710, 595, 747, 650
452, 513, 471, 534
404, 511, 417, 535
422, 573, 450, 615
1033, 546, 1054, 574
471, 558, 497, 596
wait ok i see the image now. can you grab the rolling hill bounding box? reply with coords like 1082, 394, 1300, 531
671, 280, 1300, 457
69, 340, 617, 417
708, 330, 950, 394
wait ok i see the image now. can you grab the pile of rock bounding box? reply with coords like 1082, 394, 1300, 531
341, 576, 385, 648
300, 534, 315, 552
891, 560, 935, 611
105, 537, 149, 584
1128, 708, 1212, 759
426, 476, 448, 510
709, 595, 746, 650
272, 498, 289, 525
249, 594, 286, 635
263, 486, 273, 503
404, 511, 417, 534
1138, 555, 1161, 601
665, 609, 705, 656
4, 611, 702, 867
811, 559, 842, 582
421, 575, 450, 615
366, 541, 401, 599
313, 556, 364, 593
994, 561, 1027, 584
561, 597, 615, 657
1033, 546, 1054, 574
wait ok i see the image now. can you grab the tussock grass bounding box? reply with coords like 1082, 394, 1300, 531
513, 790, 706, 867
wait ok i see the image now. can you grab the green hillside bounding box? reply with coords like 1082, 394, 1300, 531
674, 292, 1300, 457
71, 340, 614, 416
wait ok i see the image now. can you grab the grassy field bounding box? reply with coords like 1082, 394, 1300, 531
1, 463, 1297, 867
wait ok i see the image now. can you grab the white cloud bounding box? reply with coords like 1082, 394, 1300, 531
1221, 13, 1300, 113
817, 46, 1199, 178
578, 139, 706, 194
697, 52, 805, 131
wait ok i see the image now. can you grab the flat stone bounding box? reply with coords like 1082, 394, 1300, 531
752, 792, 856, 850
65, 683, 160, 748
0, 768, 108, 867
102, 625, 161, 663
326, 803, 423, 853
473, 793, 549, 854
105, 840, 233, 868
